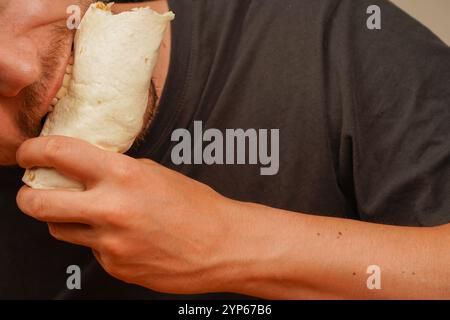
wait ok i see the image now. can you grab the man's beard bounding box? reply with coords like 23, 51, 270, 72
15, 0, 96, 139
136, 80, 159, 145
16, 25, 71, 139
15, 24, 158, 143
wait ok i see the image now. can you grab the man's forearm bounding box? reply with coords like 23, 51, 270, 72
217, 200, 450, 299
14, 136, 450, 298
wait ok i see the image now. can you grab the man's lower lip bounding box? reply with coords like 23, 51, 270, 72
40, 52, 74, 130
44, 47, 74, 115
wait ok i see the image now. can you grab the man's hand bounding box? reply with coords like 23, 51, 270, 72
15, 136, 450, 299
15, 136, 239, 294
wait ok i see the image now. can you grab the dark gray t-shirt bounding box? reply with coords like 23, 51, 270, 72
1, 0, 449, 299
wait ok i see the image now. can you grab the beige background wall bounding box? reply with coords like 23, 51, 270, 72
391, 0, 450, 45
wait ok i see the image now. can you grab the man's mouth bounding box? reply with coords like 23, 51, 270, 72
50, 59, 73, 111
40, 53, 74, 127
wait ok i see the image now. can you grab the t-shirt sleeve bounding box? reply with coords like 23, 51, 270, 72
330, 0, 450, 226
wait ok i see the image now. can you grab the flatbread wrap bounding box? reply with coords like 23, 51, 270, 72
23, 2, 174, 190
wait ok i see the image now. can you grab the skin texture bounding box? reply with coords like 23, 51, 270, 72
0, 0, 76, 164
1, 1, 449, 299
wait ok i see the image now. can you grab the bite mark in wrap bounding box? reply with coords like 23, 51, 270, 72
23, 3, 174, 190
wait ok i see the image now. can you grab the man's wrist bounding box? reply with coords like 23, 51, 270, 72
208, 199, 277, 296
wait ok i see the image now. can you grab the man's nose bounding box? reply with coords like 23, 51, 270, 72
0, 39, 41, 97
